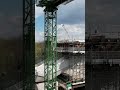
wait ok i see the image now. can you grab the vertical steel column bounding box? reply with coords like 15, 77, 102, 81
23, 0, 35, 89
44, 7, 57, 90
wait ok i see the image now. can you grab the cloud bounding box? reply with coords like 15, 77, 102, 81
35, 24, 85, 42
58, 0, 85, 24
57, 24, 85, 41
35, 4, 44, 18
35, 31, 44, 42
35, 0, 85, 23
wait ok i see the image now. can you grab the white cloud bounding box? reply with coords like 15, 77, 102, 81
57, 24, 85, 41
35, 31, 44, 42
35, 24, 85, 42
35, 4, 44, 18
58, 0, 85, 24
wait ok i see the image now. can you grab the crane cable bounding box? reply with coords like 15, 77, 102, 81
62, 24, 70, 41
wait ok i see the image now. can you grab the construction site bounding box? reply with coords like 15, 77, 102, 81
0, 0, 85, 90
35, 41, 85, 90
35, 0, 85, 90
35, 0, 120, 90
34, 0, 120, 89
86, 24, 120, 90
1, 0, 120, 90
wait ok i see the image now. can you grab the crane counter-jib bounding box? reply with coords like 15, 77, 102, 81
36, 0, 74, 7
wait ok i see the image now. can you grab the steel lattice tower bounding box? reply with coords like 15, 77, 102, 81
44, 6, 57, 90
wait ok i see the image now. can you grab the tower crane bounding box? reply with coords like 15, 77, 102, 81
36, 0, 74, 90
62, 24, 70, 41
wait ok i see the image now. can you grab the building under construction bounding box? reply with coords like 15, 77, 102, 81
86, 28, 120, 90
35, 40, 85, 90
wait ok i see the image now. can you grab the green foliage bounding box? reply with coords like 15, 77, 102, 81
35, 42, 44, 63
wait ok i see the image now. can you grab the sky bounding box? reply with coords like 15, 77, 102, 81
35, 0, 85, 42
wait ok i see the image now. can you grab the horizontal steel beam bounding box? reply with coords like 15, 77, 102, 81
36, 0, 72, 7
